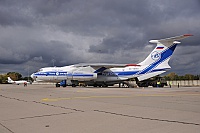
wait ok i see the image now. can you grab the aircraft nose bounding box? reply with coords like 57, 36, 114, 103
31, 73, 36, 80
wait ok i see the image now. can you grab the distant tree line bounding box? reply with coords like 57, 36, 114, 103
164, 72, 200, 80
0, 72, 33, 84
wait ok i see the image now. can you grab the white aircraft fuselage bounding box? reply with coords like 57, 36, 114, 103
7, 77, 30, 85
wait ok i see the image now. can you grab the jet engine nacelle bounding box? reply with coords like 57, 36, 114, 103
68, 71, 97, 81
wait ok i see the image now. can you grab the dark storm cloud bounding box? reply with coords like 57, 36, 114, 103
88, 0, 200, 55
88, 32, 145, 54
0, 0, 35, 26
0, 38, 73, 64
0, 0, 199, 75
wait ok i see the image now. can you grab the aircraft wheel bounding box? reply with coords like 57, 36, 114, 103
56, 83, 60, 87
62, 84, 66, 87
93, 85, 97, 87
102, 84, 108, 87
72, 84, 76, 87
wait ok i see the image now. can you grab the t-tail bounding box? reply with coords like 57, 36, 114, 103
7, 77, 14, 83
137, 34, 193, 81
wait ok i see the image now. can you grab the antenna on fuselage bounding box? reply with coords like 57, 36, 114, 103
51, 59, 56, 67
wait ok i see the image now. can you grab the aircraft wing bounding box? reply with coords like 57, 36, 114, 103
74, 63, 125, 68
74, 63, 140, 73
74, 63, 140, 68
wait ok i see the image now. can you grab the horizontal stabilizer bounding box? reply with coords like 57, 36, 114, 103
158, 34, 193, 42
149, 34, 193, 46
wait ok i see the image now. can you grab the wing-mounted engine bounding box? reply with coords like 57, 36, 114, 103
70, 71, 97, 81
68, 66, 97, 81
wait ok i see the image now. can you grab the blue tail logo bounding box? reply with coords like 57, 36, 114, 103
151, 51, 161, 60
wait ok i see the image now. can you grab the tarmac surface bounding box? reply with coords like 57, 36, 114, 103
0, 84, 200, 133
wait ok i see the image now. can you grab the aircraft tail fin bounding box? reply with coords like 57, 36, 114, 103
137, 34, 193, 81
139, 34, 193, 66
7, 77, 14, 83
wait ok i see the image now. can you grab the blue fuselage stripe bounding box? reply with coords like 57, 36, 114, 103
34, 72, 94, 77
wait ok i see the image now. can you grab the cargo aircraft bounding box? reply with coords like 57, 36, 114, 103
31, 34, 192, 87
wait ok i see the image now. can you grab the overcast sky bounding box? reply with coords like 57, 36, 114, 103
0, 0, 199, 76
